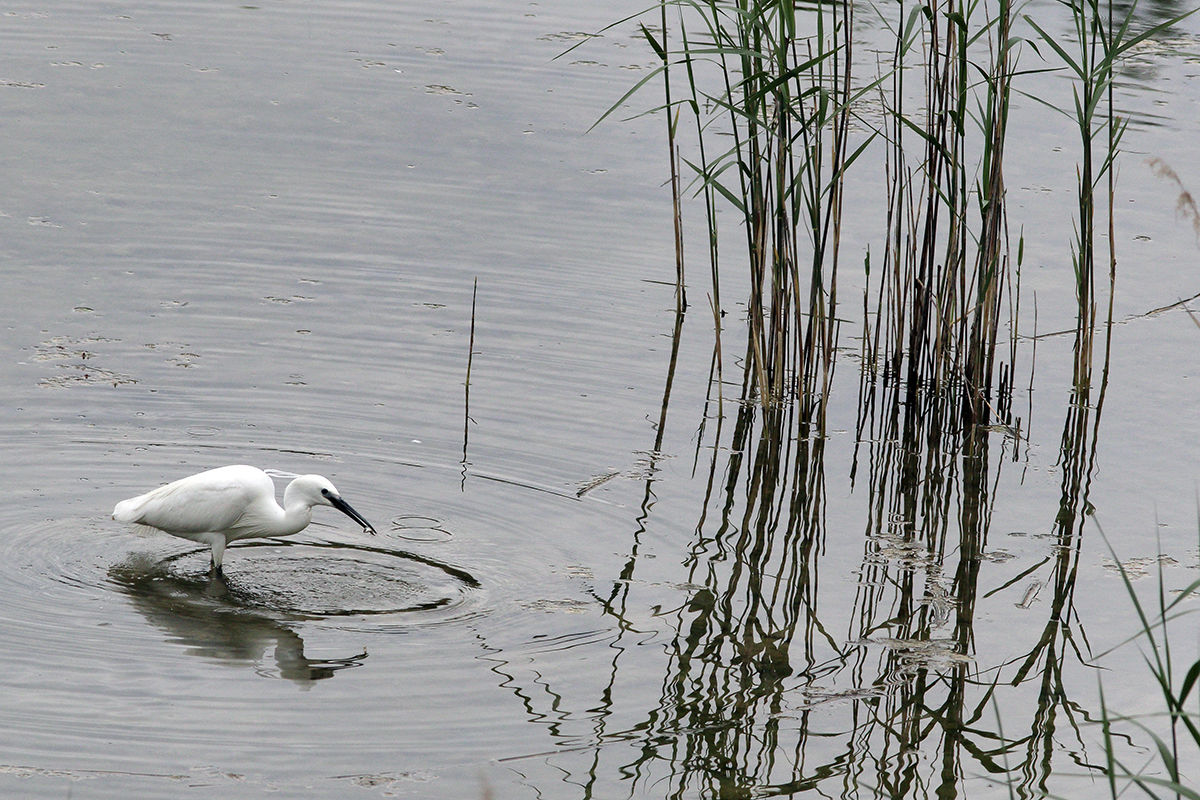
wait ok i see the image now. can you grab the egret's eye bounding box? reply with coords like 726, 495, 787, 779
321, 488, 332, 497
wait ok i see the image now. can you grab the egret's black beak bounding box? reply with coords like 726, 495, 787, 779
330, 495, 377, 535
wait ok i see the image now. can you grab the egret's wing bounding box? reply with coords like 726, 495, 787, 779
113, 466, 270, 533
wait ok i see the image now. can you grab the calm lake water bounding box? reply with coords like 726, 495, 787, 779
2, 0, 1199, 797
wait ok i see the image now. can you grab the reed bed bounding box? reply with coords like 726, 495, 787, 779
581, 0, 1199, 795
605, 0, 1187, 436
605, 0, 1017, 433
596, 0, 861, 419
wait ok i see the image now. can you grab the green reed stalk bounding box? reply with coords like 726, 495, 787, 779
625, 0, 863, 413
1096, 522, 1200, 798
1026, 0, 1195, 390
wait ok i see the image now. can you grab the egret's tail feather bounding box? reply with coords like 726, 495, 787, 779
112, 496, 147, 524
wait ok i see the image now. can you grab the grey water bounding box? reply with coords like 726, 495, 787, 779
1, 0, 1199, 797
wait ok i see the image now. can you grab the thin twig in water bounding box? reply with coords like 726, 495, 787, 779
1182, 301, 1200, 332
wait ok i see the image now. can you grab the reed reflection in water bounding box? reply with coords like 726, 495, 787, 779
522, 0, 1180, 788
506, 299, 1116, 798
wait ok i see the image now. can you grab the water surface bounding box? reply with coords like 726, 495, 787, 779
1, 0, 1199, 797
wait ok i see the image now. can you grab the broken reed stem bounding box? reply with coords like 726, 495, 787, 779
462, 277, 478, 465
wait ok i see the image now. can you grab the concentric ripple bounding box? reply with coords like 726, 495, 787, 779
390, 514, 454, 542
151, 540, 481, 618
0, 516, 483, 630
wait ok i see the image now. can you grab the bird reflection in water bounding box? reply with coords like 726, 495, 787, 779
108, 554, 367, 686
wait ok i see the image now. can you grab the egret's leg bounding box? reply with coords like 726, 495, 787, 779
209, 535, 226, 573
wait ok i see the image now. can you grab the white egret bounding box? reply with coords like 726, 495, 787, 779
113, 465, 377, 573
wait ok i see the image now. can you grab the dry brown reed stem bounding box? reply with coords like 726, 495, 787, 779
965, 0, 1014, 428
650, 4, 688, 315
862, 0, 1023, 451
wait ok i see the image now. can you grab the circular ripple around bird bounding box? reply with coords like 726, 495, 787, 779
153, 540, 482, 620
231, 543, 474, 616
0, 518, 483, 635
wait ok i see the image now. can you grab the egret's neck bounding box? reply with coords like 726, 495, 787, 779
277, 483, 316, 536
277, 504, 313, 536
